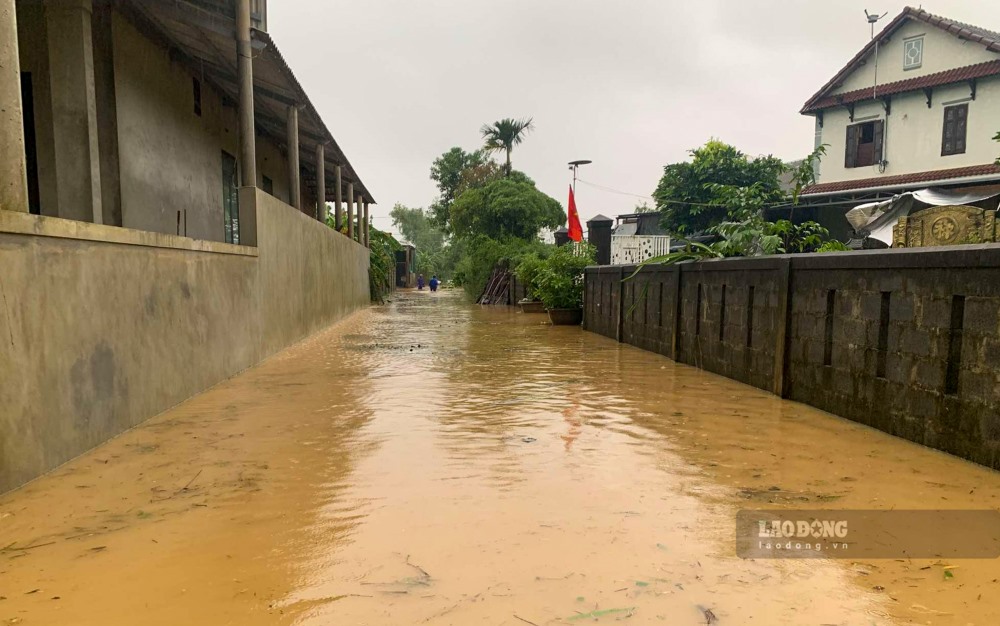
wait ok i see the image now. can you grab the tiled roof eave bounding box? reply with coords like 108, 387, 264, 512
801, 60, 1000, 113
800, 164, 1000, 196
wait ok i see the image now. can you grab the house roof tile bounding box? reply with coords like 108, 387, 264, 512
802, 7, 1000, 114
800, 164, 1000, 195
802, 60, 1000, 112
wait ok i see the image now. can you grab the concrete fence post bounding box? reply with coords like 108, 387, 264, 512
0, 0, 28, 213
346, 182, 354, 240
355, 193, 363, 243
235, 0, 256, 188
772, 257, 793, 398
286, 105, 300, 210
671, 264, 683, 361
334, 165, 343, 231
363, 201, 370, 247
616, 266, 626, 343
314, 143, 324, 221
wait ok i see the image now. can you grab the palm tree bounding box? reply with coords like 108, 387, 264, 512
480, 117, 534, 176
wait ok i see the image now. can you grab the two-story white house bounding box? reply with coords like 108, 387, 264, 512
793, 7, 1000, 239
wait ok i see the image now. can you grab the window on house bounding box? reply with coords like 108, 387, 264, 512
845, 120, 884, 168
903, 36, 923, 70
262, 175, 274, 195
222, 151, 240, 244
193, 78, 202, 117
941, 103, 968, 156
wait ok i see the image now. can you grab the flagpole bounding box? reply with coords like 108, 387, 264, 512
567, 159, 591, 200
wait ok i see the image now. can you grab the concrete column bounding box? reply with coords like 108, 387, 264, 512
236, 0, 256, 187
334, 165, 343, 230
0, 0, 28, 212
363, 201, 370, 247
45, 0, 102, 223
355, 194, 363, 243
315, 143, 325, 221
554, 226, 570, 247
587, 214, 614, 265
286, 105, 299, 210
346, 182, 354, 240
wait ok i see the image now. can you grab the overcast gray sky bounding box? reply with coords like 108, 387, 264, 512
270, 1, 1000, 236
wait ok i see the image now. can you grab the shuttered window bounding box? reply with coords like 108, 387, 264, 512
845, 120, 884, 168
941, 104, 968, 156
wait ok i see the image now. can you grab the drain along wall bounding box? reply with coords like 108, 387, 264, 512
0, 190, 369, 493
584, 246, 1000, 469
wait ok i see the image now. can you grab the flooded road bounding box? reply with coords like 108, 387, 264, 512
3, 289, 1000, 625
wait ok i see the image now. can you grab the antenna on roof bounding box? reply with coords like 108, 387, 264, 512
865, 10, 889, 100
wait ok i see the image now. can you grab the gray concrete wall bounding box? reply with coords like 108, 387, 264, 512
585, 247, 1000, 469
112, 13, 233, 241
102, 11, 293, 241
0, 190, 369, 493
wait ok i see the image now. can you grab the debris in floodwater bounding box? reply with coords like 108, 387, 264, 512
635, 581, 649, 587
567, 607, 635, 621
522, 437, 536, 443
697, 605, 717, 624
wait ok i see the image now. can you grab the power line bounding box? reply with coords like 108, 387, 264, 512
576, 179, 654, 201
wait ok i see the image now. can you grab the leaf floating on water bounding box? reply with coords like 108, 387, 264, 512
635, 581, 649, 587
943, 570, 954, 580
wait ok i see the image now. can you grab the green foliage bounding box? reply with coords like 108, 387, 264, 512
430, 147, 490, 228
514, 252, 550, 300
366, 226, 401, 303
534, 244, 596, 310
789, 144, 828, 204
452, 236, 551, 299
481, 117, 534, 176
653, 139, 786, 235
450, 177, 565, 241
389, 203, 452, 277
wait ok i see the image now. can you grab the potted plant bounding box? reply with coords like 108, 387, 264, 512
514, 253, 546, 313
535, 243, 595, 325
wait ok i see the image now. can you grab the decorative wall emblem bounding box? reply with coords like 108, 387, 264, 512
930, 216, 959, 243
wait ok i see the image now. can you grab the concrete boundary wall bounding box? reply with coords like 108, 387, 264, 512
584, 245, 1000, 469
0, 190, 369, 493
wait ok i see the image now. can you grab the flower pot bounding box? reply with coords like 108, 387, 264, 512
519, 299, 546, 314
547, 308, 583, 326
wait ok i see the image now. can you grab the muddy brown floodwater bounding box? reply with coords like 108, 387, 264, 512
3, 289, 1000, 625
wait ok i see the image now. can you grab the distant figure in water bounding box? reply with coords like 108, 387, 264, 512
417, 274, 425, 290
429, 276, 439, 292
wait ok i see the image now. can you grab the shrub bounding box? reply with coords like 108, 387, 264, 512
534, 244, 596, 310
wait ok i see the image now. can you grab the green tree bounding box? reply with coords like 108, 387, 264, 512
389, 203, 457, 278
480, 117, 534, 176
449, 175, 565, 242
653, 139, 786, 235
429, 147, 491, 230
390, 204, 445, 254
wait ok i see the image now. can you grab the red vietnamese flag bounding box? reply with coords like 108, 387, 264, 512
567, 186, 583, 242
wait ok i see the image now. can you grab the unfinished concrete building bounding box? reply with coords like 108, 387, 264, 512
0, 0, 375, 492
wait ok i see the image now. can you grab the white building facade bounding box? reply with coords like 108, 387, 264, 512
801, 8, 1000, 199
